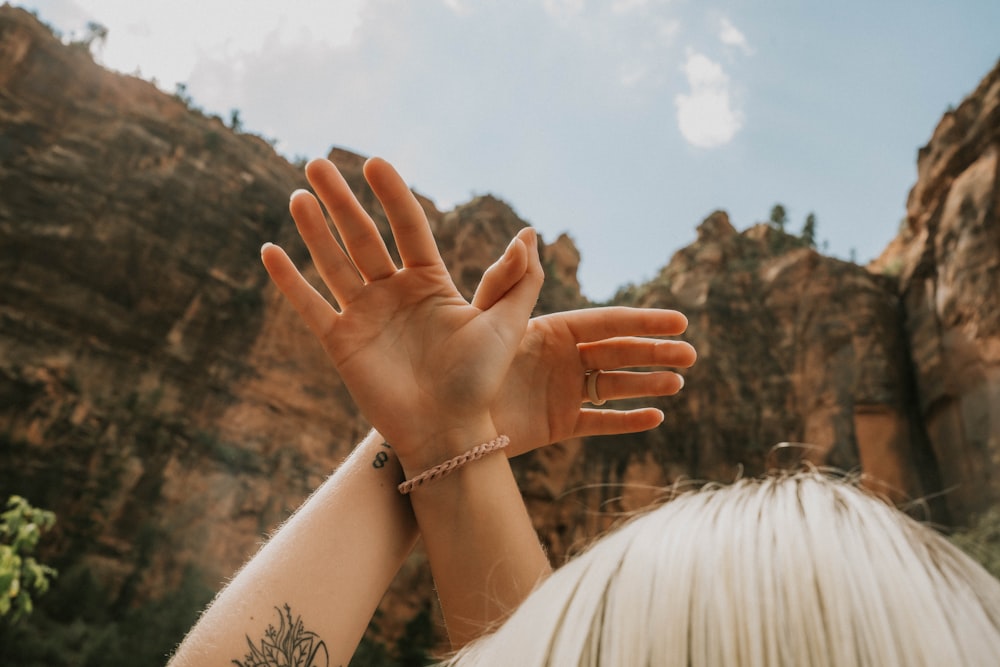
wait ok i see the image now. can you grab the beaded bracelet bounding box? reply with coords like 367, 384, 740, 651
397, 435, 510, 495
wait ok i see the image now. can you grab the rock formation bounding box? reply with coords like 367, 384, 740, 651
0, 5, 998, 664
872, 59, 1000, 522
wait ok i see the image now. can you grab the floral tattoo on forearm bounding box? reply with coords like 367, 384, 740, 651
233, 604, 330, 667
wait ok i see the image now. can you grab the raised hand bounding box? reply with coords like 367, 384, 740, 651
494, 308, 695, 456
261, 157, 543, 475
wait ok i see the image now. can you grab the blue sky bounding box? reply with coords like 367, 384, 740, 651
19, 0, 1000, 300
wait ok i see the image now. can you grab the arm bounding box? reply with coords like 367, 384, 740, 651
169, 429, 416, 667
257, 157, 695, 647
171, 156, 696, 663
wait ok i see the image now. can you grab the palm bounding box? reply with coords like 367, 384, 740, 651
492, 308, 695, 457
322, 265, 519, 452
492, 316, 585, 453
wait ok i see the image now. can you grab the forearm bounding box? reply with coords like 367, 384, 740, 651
169, 429, 418, 667
404, 427, 552, 648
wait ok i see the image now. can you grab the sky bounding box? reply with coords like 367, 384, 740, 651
17, 0, 1000, 301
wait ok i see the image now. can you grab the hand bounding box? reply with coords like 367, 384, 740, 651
261, 158, 544, 475
469, 247, 695, 455
495, 308, 695, 456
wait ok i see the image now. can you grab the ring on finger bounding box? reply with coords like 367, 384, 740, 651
586, 369, 606, 406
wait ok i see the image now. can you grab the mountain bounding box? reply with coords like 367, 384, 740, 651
1, 5, 998, 664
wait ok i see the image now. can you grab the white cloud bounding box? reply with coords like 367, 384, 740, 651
33, 0, 367, 89
611, 0, 647, 13
719, 15, 753, 54
618, 61, 647, 87
674, 51, 743, 148
542, 0, 584, 20
654, 16, 681, 43
442, 0, 471, 15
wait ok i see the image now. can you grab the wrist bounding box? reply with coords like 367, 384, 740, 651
393, 417, 500, 480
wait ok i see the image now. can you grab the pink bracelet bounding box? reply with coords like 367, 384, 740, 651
397, 435, 510, 495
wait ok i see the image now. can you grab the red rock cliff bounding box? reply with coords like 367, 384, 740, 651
874, 59, 1000, 522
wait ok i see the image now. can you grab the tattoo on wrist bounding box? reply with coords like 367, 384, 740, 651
233, 604, 329, 667
372, 441, 392, 469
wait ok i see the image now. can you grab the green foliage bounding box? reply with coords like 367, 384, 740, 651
347, 606, 437, 667
769, 203, 788, 232
395, 607, 435, 667
230, 108, 244, 133
68, 21, 108, 56
801, 212, 817, 248
950, 506, 1000, 580
174, 82, 194, 108
0, 563, 214, 667
0, 496, 58, 624
881, 257, 905, 277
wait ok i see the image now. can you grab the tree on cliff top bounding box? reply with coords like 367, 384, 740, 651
769, 203, 788, 232
801, 212, 817, 247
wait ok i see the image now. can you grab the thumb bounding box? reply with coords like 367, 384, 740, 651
484, 227, 544, 345
471, 233, 529, 310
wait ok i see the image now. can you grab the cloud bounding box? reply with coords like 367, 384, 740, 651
674, 51, 743, 148
442, 0, 471, 14
35, 0, 367, 89
719, 15, 753, 54
611, 0, 648, 13
542, 0, 584, 20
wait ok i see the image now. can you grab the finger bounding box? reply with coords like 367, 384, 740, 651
261, 242, 338, 339
289, 190, 365, 306
554, 307, 689, 344
305, 159, 397, 282
579, 338, 697, 371
471, 236, 528, 310
573, 407, 665, 437
581, 370, 685, 404
484, 227, 544, 346
363, 157, 444, 269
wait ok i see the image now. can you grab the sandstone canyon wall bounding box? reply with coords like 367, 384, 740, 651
873, 64, 1000, 523
0, 6, 998, 665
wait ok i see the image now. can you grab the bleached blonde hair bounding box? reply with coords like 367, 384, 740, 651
444, 471, 1000, 666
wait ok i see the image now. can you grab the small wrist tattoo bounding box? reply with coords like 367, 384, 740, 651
372, 441, 393, 469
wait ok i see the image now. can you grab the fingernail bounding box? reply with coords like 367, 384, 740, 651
261, 242, 274, 255
676, 373, 685, 390
290, 188, 308, 201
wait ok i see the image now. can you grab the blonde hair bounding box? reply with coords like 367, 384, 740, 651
444, 471, 1000, 666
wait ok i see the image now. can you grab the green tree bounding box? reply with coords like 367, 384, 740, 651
69, 21, 108, 55
0, 496, 58, 624
801, 212, 817, 247
174, 82, 193, 108
769, 204, 787, 232
84, 21, 108, 49
229, 108, 244, 132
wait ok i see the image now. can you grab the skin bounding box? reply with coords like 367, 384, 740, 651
169, 156, 695, 665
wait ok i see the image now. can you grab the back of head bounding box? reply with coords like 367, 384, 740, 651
446, 471, 1000, 666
